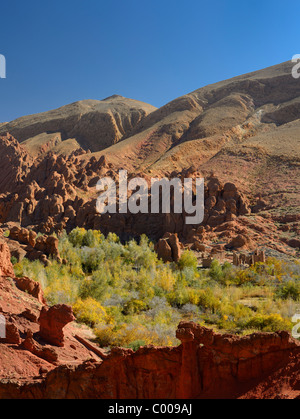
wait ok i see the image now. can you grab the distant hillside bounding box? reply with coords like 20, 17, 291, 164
95, 61, 300, 209
0, 96, 157, 155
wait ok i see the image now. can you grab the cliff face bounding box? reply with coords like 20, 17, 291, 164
0, 322, 299, 399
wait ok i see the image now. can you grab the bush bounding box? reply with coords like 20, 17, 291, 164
43, 263, 80, 305
79, 268, 110, 301
276, 281, 300, 301
197, 289, 221, 313
95, 323, 151, 348
154, 266, 177, 291
68, 227, 87, 247
80, 246, 104, 272
178, 250, 198, 271
125, 236, 157, 269
73, 298, 107, 327
128, 340, 146, 351
11, 256, 18, 265
122, 299, 149, 315
244, 313, 291, 332
82, 230, 103, 247
209, 260, 223, 281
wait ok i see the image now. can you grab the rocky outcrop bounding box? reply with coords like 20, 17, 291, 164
0, 132, 297, 257
155, 238, 173, 262
0, 242, 14, 277
0, 322, 299, 399
7, 226, 60, 263
227, 234, 252, 250
14, 277, 46, 304
155, 233, 182, 263
39, 305, 75, 347
0, 321, 21, 345
0, 134, 32, 195
288, 239, 300, 249
9, 226, 37, 247
20, 330, 58, 363
92, 175, 252, 243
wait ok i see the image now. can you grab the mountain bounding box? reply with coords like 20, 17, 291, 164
0, 61, 299, 258
98, 61, 300, 203
0, 96, 157, 155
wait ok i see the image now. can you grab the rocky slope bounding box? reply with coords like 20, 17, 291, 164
0, 242, 299, 399
0, 240, 107, 384
0, 96, 156, 154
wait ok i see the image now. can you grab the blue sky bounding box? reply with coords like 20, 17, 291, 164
0, 0, 299, 122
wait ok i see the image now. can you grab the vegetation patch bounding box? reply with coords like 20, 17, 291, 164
14, 228, 300, 348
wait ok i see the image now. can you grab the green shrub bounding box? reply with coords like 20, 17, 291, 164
244, 313, 291, 332
276, 281, 300, 301
128, 340, 146, 351
79, 268, 110, 301
197, 289, 221, 313
80, 247, 104, 272
73, 298, 107, 327
122, 299, 149, 315
68, 227, 87, 247
11, 256, 18, 265
178, 250, 198, 271
209, 259, 223, 281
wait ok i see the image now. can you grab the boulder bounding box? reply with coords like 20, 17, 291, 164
288, 239, 300, 249
155, 233, 182, 263
155, 239, 172, 263
39, 304, 75, 347
227, 234, 249, 249
0, 242, 14, 277
164, 233, 182, 262
0, 320, 21, 345
14, 276, 46, 304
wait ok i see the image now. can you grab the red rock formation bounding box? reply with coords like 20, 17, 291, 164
7, 226, 60, 263
0, 134, 32, 195
155, 233, 182, 263
227, 234, 252, 250
155, 238, 173, 262
9, 226, 37, 247
0, 241, 107, 389
0, 133, 297, 256
0, 320, 21, 345
39, 305, 75, 347
20, 330, 58, 363
0, 322, 298, 399
0, 242, 14, 277
14, 277, 46, 304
